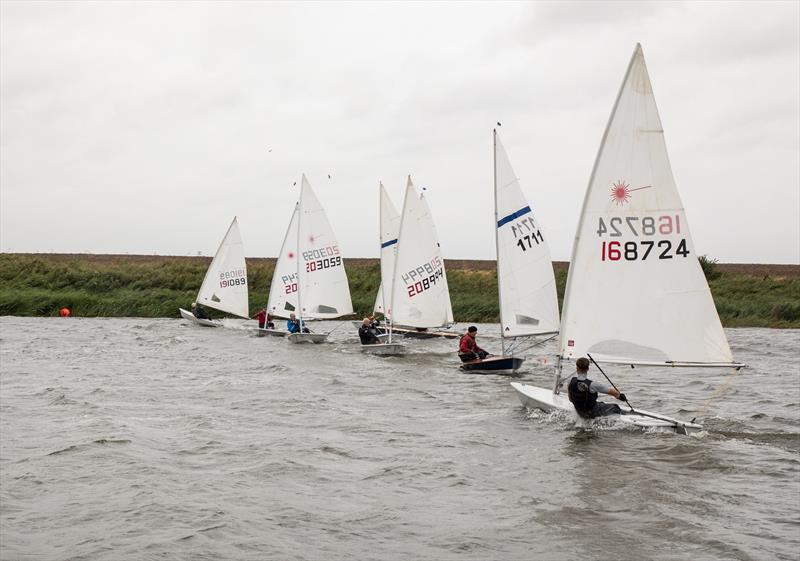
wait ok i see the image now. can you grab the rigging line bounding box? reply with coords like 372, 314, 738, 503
507, 333, 558, 355
325, 320, 349, 336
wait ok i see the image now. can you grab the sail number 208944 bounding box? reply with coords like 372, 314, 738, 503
597, 215, 689, 261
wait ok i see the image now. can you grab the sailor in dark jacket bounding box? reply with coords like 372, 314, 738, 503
567, 357, 627, 418
358, 318, 380, 344
192, 302, 211, 320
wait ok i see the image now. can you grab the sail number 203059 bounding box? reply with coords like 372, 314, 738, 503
597, 215, 689, 261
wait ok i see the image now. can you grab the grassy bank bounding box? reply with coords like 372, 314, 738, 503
0, 254, 798, 328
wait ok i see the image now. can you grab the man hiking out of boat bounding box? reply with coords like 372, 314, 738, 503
287, 313, 310, 334
458, 326, 489, 362
252, 307, 275, 330
359, 318, 380, 345
191, 302, 211, 320
567, 357, 628, 418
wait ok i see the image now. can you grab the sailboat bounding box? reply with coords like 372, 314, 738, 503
462, 130, 561, 373
267, 174, 353, 343
179, 217, 249, 327
387, 176, 454, 342
361, 182, 405, 356
365, 185, 459, 340
511, 44, 744, 434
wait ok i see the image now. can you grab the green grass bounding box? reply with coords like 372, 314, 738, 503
0, 254, 797, 327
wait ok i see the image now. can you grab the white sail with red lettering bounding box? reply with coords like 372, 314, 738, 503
196, 217, 249, 318
558, 44, 733, 366
267, 204, 300, 319
390, 176, 453, 328
294, 175, 353, 320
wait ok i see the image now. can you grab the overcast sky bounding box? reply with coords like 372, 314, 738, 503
1, 1, 798, 263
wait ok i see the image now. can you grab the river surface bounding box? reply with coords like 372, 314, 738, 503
0, 317, 798, 561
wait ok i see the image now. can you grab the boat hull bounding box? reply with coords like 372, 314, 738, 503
287, 333, 328, 344
460, 356, 524, 373
254, 328, 287, 338
361, 343, 405, 356
179, 308, 220, 328
509, 382, 703, 435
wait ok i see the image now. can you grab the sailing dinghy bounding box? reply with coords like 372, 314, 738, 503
267, 174, 353, 343
386, 176, 454, 345
179, 217, 249, 327
362, 182, 405, 356
510, 44, 743, 434
462, 130, 560, 373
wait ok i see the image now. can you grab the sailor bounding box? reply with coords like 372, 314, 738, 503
287, 313, 310, 334
567, 357, 627, 418
191, 302, 211, 320
252, 307, 275, 329
359, 318, 380, 345
458, 326, 489, 362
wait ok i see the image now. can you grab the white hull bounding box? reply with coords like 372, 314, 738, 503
254, 328, 287, 338
179, 308, 220, 328
510, 382, 702, 435
287, 332, 328, 344
361, 343, 405, 356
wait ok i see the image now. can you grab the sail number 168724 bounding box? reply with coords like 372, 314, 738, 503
597, 215, 689, 261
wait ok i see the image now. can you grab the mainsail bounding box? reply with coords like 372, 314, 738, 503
558, 44, 734, 366
390, 176, 453, 328
419, 187, 454, 324
267, 204, 300, 319
374, 182, 401, 318
196, 217, 249, 318
494, 130, 560, 338
295, 175, 353, 320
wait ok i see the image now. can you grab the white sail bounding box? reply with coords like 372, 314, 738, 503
374, 182, 401, 318
559, 44, 734, 366
494, 131, 560, 337
419, 188, 454, 324
295, 175, 353, 319
196, 217, 249, 318
390, 176, 453, 328
267, 203, 300, 319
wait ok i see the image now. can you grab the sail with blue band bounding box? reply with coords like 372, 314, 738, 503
497, 206, 532, 228
381, 238, 398, 248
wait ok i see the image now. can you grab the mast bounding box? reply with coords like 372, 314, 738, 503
296, 175, 304, 332
389, 177, 410, 344
380, 182, 393, 344
493, 129, 505, 356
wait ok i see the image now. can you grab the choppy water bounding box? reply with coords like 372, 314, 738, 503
0, 317, 798, 561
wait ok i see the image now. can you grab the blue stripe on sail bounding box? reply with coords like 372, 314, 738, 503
497, 206, 531, 228
381, 238, 398, 248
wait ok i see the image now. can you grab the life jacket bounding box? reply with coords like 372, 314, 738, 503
568, 376, 597, 417
459, 334, 476, 354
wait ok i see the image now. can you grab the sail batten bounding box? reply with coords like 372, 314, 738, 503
196, 217, 249, 318
557, 44, 734, 366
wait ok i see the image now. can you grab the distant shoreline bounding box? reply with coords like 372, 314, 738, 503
1, 253, 798, 327
4, 252, 800, 277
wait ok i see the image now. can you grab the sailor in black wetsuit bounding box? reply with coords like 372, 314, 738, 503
192, 302, 211, 320
567, 357, 627, 418
358, 318, 380, 345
